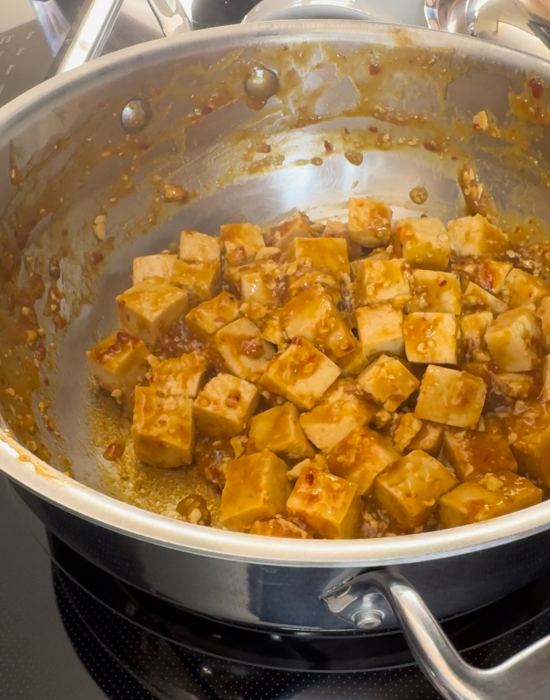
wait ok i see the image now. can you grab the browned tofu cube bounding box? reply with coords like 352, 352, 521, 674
170, 260, 221, 304
355, 258, 411, 307
443, 426, 517, 481
508, 403, 550, 487
328, 426, 399, 495
348, 198, 392, 246
133, 254, 176, 284
461, 312, 493, 363
485, 308, 542, 372
286, 237, 350, 276
357, 355, 420, 411
404, 312, 458, 365
415, 365, 486, 429
394, 218, 451, 270
193, 373, 259, 438
299, 395, 376, 453
281, 287, 356, 361
179, 230, 220, 263
492, 372, 534, 399
220, 223, 265, 266
87, 331, 149, 405
248, 402, 314, 461
149, 351, 208, 398
186, 291, 239, 337
287, 468, 361, 538
393, 413, 423, 452
215, 318, 275, 381
408, 270, 461, 314
249, 517, 311, 538
262, 338, 341, 410
337, 346, 370, 378
462, 282, 507, 314
374, 450, 457, 529
408, 421, 444, 454
264, 211, 313, 252
322, 220, 363, 261
238, 260, 286, 307
474, 259, 512, 294
355, 304, 404, 358
132, 388, 194, 468
447, 215, 508, 256
287, 267, 342, 306
117, 279, 188, 348
219, 451, 288, 531
439, 472, 542, 528
501, 268, 550, 308
536, 296, 550, 351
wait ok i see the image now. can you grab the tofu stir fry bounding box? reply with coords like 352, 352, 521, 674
87, 199, 550, 539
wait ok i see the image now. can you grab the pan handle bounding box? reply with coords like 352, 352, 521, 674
323, 570, 550, 700
54, 0, 190, 75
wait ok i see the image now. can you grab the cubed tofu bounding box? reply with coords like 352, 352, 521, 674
536, 296, 550, 351
299, 395, 376, 453
462, 282, 507, 314
348, 198, 392, 246
248, 402, 314, 461
461, 312, 493, 362
492, 372, 534, 399
261, 337, 341, 410
87, 331, 149, 406
542, 355, 550, 400
322, 220, 363, 261
355, 258, 411, 307
393, 413, 423, 452
238, 261, 286, 307
447, 215, 508, 256
170, 260, 221, 304
286, 237, 350, 276
408, 421, 444, 454
337, 346, 370, 378
179, 230, 220, 263
186, 291, 239, 337
132, 388, 194, 467
219, 451, 288, 532
408, 270, 462, 314
281, 287, 356, 361
403, 313, 458, 365
394, 218, 451, 270
415, 365, 487, 429
355, 304, 404, 358
287, 267, 341, 306
133, 254, 176, 284
357, 355, 420, 411
501, 268, 550, 308
219, 223, 265, 266
265, 211, 313, 252
485, 308, 542, 372
287, 468, 362, 538
508, 403, 550, 487
117, 279, 189, 348
193, 373, 259, 438
215, 318, 275, 381
328, 426, 399, 495
249, 517, 311, 539
149, 351, 208, 398
439, 472, 542, 528
474, 259, 512, 294
442, 426, 517, 481
374, 450, 458, 529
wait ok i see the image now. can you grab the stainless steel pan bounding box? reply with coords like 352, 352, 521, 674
3, 20, 550, 699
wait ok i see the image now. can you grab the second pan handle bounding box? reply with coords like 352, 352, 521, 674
323, 570, 550, 700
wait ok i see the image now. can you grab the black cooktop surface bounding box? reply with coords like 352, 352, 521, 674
4, 475, 550, 700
